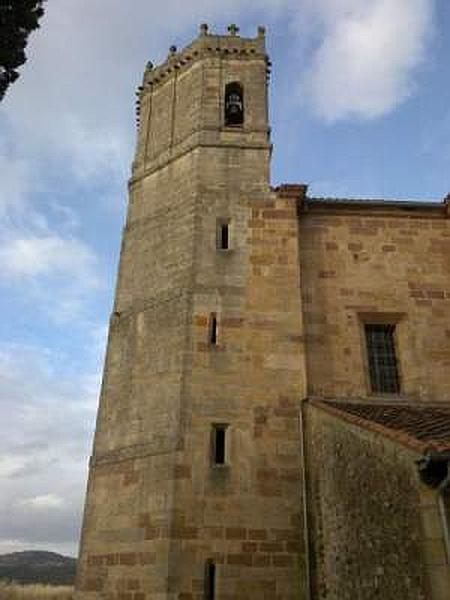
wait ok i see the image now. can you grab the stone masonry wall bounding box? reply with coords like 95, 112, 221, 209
75, 151, 200, 598
299, 204, 450, 401
160, 174, 308, 599
76, 30, 309, 600
76, 165, 309, 600
305, 402, 430, 600
76, 25, 450, 600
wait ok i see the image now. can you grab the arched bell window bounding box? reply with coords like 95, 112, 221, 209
224, 82, 244, 126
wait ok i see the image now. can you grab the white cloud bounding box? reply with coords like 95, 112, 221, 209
299, 0, 434, 122
0, 540, 76, 556
20, 494, 65, 510
0, 342, 99, 555
0, 234, 100, 284
0, 226, 103, 323
0, 155, 31, 216
0, 141, 103, 323
0, 456, 28, 479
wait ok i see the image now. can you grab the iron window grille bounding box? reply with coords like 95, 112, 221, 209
365, 323, 400, 394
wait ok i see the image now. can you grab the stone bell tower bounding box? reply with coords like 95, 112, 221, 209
76, 24, 308, 600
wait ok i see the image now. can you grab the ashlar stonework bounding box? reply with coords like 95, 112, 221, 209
75, 25, 450, 600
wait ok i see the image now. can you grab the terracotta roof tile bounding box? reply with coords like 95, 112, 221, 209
311, 400, 450, 453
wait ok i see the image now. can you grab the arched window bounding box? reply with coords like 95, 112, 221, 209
224, 82, 244, 126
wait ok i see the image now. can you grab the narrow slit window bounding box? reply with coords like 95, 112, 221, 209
217, 220, 230, 250
205, 560, 216, 600
365, 323, 400, 394
220, 223, 229, 249
212, 425, 227, 466
209, 313, 218, 345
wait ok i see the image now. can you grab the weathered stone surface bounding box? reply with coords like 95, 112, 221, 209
76, 27, 306, 600
299, 203, 450, 401
75, 24, 450, 600
304, 402, 450, 600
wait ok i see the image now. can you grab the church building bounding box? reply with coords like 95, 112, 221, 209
75, 25, 450, 600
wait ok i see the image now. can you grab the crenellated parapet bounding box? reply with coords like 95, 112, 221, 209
132, 24, 272, 179
134, 24, 271, 130
144, 24, 268, 88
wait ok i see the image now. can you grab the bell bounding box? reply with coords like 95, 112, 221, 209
226, 93, 242, 115
225, 84, 244, 125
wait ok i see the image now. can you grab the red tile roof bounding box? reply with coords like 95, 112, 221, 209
311, 400, 450, 453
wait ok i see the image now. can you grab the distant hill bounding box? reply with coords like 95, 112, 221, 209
0, 551, 76, 585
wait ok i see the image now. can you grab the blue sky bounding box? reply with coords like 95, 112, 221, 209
0, 0, 448, 557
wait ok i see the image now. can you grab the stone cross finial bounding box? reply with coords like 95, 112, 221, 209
227, 24, 239, 36
199, 23, 208, 36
